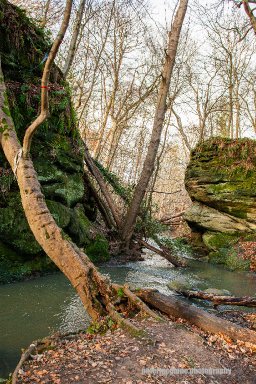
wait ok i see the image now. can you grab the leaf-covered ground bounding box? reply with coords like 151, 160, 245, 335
16, 314, 255, 384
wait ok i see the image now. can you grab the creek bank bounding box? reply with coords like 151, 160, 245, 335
1, 251, 256, 380
13, 316, 256, 384
184, 137, 256, 271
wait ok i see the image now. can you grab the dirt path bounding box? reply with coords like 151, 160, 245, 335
17, 316, 255, 384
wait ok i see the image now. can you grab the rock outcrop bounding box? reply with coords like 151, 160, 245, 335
184, 137, 256, 271
0, 0, 109, 283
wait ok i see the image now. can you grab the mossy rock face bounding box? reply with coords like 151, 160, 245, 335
202, 232, 240, 251
185, 138, 256, 271
68, 204, 91, 246
0, 194, 42, 255
208, 248, 251, 271
46, 200, 71, 228
0, 1, 107, 282
0, 250, 57, 284
42, 173, 84, 207
185, 138, 256, 220
86, 235, 110, 264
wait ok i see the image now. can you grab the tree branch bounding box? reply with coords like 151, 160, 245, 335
22, 0, 73, 158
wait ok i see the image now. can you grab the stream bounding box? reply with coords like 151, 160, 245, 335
0, 252, 256, 379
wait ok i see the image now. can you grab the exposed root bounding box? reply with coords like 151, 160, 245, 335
105, 302, 145, 337
112, 283, 162, 321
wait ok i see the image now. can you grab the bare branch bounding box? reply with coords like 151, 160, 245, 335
22, 0, 73, 158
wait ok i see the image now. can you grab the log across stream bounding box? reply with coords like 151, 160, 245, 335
0, 253, 256, 379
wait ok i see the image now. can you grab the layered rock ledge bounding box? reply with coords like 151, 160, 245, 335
184, 137, 256, 271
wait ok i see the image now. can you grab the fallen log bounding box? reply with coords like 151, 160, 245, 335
136, 289, 256, 345
139, 239, 187, 267
174, 288, 256, 308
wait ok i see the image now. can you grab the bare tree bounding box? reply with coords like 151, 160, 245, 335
229, 0, 256, 34
63, 0, 88, 78
120, 0, 189, 247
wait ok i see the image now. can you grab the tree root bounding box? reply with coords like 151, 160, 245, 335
112, 283, 162, 321
104, 283, 162, 336
106, 302, 145, 337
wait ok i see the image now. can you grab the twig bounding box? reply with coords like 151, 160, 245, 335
12, 341, 40, 384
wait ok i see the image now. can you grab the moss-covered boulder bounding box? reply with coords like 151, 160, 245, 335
184, 137, 256, 271
0, 0, 109, 283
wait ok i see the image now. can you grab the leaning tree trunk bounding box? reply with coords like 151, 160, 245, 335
0, 62, 157, 331
120, 0, 189, 246
62, 0, 87, 78
243, 1, 256, 34
0, 62, 116, 321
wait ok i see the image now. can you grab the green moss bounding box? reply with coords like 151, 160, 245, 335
185, 137, 256, 271
87, 317, 115, 335
203, 232, 252, 270
86, 234, 110, 263
161, 237, 194, 257
0, 1, 105, 282
0, 253, 57, 284
225, 249, 251, 271
186, 138, 256, 218
0, 194, 42, 254
46, 200, 71, 228
202, 232, 240, 251
208, 248, 250, 271
42, 173, 84, 207
68, 204, 91, 246
117, 287, 124, 297
0, 240, 22, 262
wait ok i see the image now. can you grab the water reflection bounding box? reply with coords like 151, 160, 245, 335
0, 254, 255, 378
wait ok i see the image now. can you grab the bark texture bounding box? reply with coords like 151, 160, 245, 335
63, 0, 87, 78
137, 289, 256, 344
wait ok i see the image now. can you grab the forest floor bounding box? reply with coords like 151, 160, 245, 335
16, 312, 256, 384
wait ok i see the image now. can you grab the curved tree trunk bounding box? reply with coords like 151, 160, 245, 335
0, 61, 112, 321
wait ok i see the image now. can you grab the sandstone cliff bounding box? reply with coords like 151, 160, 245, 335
184, 137, 256, 271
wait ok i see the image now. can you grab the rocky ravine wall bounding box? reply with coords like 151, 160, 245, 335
0, 0, 109, 283
184, 137, 256, 271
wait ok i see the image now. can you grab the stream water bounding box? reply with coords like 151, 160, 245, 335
0, 253, 256, 379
